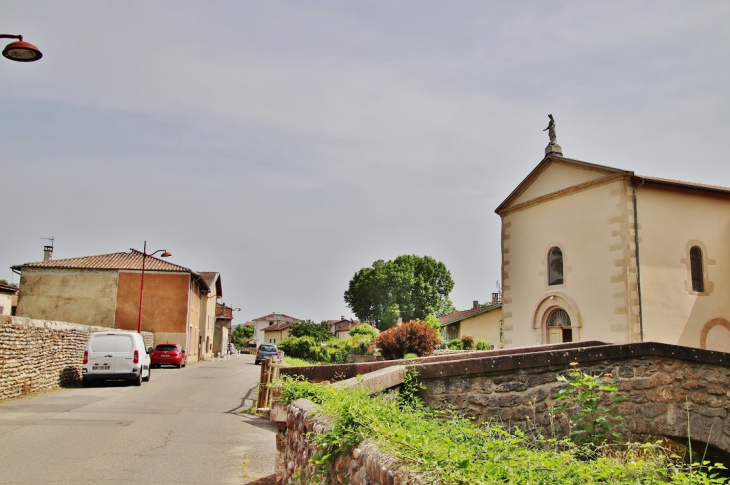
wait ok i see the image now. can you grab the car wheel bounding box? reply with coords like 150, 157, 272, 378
176, 362, 182, 368
142, 367, 151, 382
133, 372, 142, 386
255, 360, 260, 365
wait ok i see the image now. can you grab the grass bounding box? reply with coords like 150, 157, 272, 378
278, 376, 729, 485
283, 356, 321, 367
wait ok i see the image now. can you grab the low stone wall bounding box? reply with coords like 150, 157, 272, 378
278, 399, 413, 485
415, 342, 730, 453
0, 316, 154, 401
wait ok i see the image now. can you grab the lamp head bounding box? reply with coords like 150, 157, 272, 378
3, 37, 42, 62
160, 251, 172, 258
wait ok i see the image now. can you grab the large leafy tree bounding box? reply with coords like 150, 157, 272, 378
344, 255, 455, 330
232, 324, 253, 347
288, 320, 333, 343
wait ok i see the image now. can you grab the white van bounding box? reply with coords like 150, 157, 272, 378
82, 332, 152, 387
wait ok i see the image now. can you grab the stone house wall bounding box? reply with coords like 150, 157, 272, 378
0, 315, 154, 401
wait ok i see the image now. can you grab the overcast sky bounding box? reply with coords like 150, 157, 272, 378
2, 1, 729, 324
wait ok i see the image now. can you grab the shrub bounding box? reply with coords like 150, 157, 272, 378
375, 320, 440, 360
447, 339, 464, 350
476, 339, 491, 350
403, 353, 418, 360
460, 335, 475, 350
278, 336, 316, 360
349, 323, 378, 339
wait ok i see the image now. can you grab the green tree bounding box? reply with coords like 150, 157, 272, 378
349, 323, 378, 339
232, 324, 253, 347
344, 255, 455, 330
0, 279, 8, 286
288, 320, 333, 343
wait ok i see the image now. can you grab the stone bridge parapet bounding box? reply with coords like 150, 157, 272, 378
412, 342, 730, 453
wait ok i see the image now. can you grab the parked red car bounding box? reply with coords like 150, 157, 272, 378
150, 343, 187, 368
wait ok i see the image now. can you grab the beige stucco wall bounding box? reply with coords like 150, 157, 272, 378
263, 328, 290, 344
0, 293, 13, 315
458, 307, 503, 348
199, 286, 217, 361
15, 268, 119, 327
636, 185, 730, 351
151, 331, 189, 351
501, 175, 636, 348
512, 161, 607, 207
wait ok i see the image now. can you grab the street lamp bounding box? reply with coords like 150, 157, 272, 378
138, 241, 171, 334
1, 35, 42, 62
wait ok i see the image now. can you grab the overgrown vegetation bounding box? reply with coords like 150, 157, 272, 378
374, 320, 440, 360
278, 323, 379, 365
278, 368, 728, 484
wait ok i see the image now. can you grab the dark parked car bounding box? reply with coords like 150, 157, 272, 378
150, 343, 187, 368
255, 344, 278, 365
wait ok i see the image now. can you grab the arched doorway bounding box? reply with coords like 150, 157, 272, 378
547, 308, 573, 343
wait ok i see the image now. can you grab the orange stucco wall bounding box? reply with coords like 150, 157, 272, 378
115, 271, 190, 333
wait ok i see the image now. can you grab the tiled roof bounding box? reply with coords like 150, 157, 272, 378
263, 321, 296, 332
0, 284, 18, 294
637, 175, 730, 195
244, 321, 255, 327
439, 303, 502, 326
12, 249, 193, 273
251, 313, 300, 323
199, 272, 221, 294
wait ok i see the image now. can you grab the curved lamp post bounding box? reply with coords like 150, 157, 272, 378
138, 241, 171, 333
1, 35, 42, 62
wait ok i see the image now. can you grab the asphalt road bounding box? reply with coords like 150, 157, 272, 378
0, 353, 277, 484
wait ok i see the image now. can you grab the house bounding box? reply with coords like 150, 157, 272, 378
262, 321, 296, 345
199, 272, 223, 361
438, 295, 503, 347
0, 284, 18, 316
327, 316, 359, 339
11, 249, 217, 362
251, 313, 300, 346
214, 303, 239, 354
496, 151, 730, 353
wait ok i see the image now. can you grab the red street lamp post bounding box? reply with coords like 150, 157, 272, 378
1, 35, 42, 62
137, 241, 171, 334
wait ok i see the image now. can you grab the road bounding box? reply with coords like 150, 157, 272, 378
0, 353, 277, 484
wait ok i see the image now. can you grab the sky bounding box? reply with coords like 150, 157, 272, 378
2, 1, 729, 324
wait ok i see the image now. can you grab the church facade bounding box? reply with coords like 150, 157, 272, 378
496, 154, 730, 352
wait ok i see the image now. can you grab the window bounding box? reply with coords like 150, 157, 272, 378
690, 246, 704, 293
548, 247, 564, 285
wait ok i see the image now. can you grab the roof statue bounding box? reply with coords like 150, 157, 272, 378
543, 114, 563, 157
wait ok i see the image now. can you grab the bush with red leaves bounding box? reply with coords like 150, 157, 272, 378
375, 320, 441, 360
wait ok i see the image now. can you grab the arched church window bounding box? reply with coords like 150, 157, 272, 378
548, 247, 564, 285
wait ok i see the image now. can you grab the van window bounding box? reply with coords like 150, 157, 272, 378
90, 335, 117, 353
116, 335, 133, 353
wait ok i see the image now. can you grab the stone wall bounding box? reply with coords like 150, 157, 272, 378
278, 399, 414, 485
0, 316, 154, 401
415, 342, 730, 453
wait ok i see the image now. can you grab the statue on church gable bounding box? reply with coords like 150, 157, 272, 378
543, 114, 557, 145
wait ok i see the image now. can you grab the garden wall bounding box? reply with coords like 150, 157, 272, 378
0, 316, 154, 401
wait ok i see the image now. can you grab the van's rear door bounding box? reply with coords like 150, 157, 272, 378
113, 333, 135, 375
88, 334, 117, 375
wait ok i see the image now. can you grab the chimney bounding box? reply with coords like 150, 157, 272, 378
492, 293, 501, 305
43, 245, 53, 261
473, 300, 479, 309
341, 315, 345, 321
